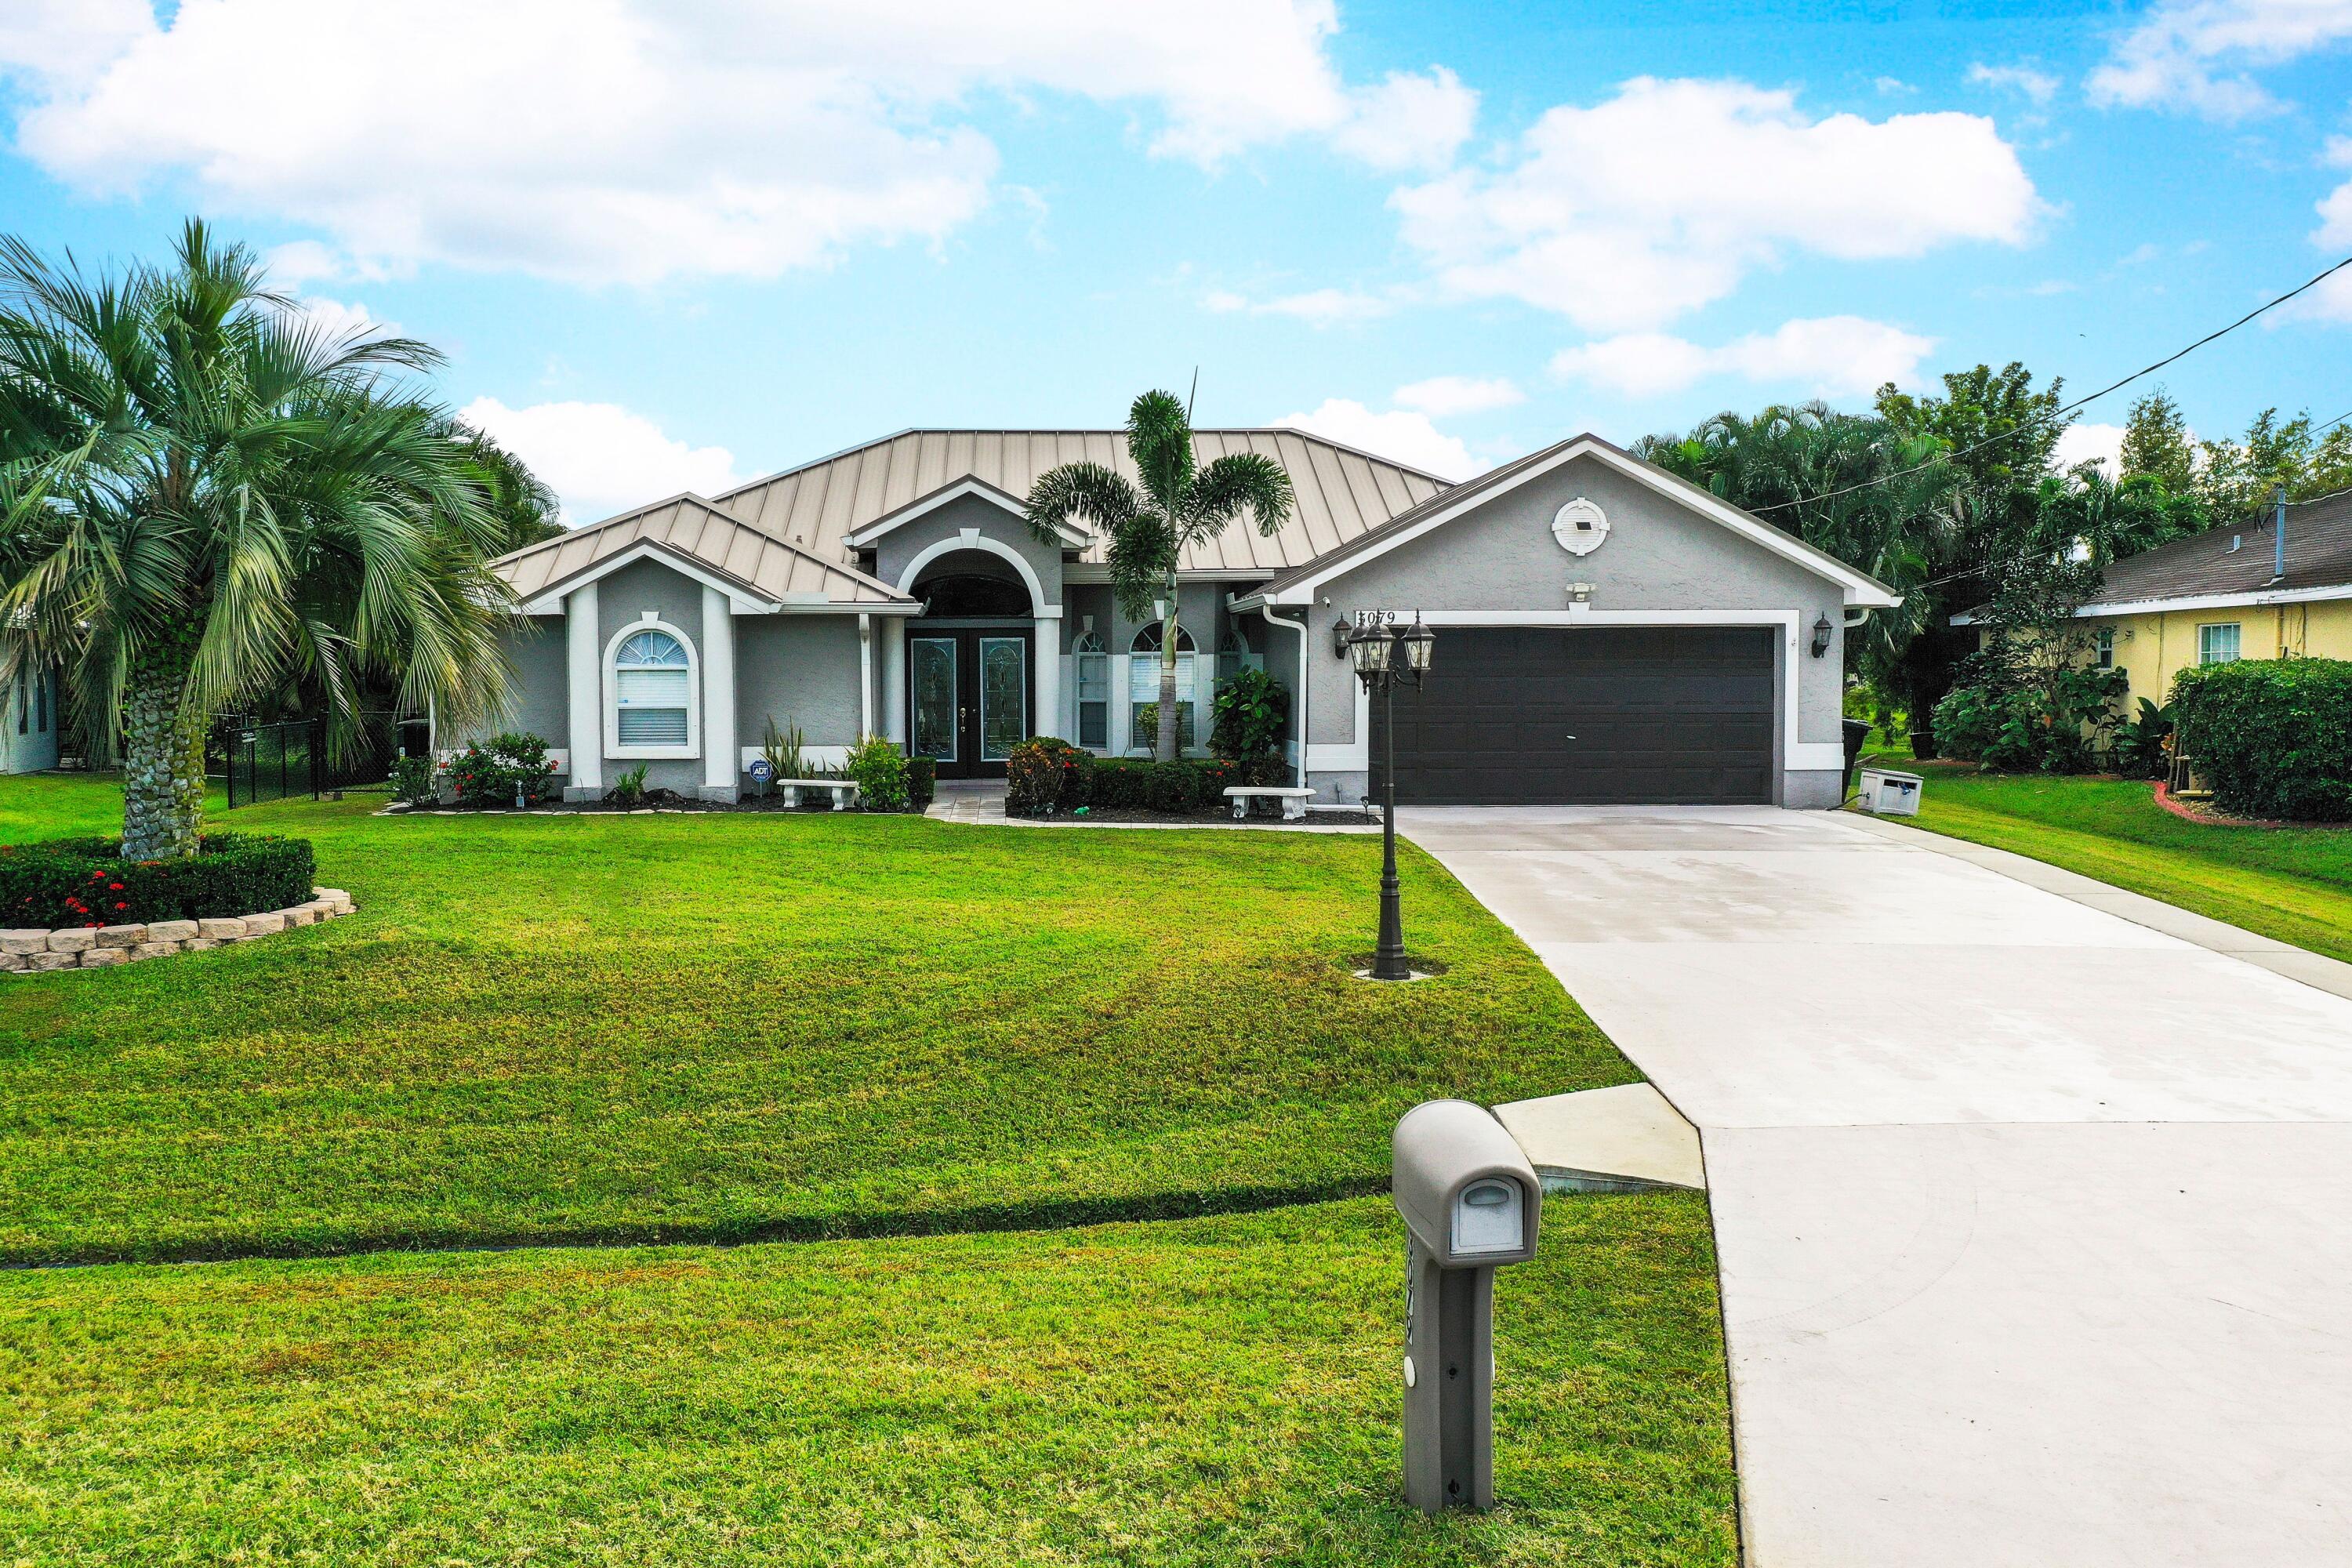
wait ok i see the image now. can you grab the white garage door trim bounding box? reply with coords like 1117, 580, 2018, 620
1305, 608, 1842, 774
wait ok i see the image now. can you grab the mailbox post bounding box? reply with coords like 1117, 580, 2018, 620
1391, 1098, 1542, 1512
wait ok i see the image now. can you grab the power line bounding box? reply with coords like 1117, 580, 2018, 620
1747, 252, 2352, 517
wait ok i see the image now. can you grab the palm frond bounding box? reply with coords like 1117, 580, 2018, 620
1186, 452, 1293, 540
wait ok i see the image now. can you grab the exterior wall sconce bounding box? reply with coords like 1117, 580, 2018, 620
1567, 582, 1595, 604
1333, 617, 1355, 658
1810, 614, 1834, 658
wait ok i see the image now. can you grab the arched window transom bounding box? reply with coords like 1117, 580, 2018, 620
609, 623, 698, 753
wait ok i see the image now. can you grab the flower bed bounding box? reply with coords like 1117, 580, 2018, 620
2, 887, 354, 974
0, 833, 315, 928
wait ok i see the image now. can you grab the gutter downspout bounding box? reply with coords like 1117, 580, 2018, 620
1259, 604, 1310, 790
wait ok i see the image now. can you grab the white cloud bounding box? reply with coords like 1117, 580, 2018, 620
2086, 0, 2352, 120
1392, 78, 2039, 332
458, 397, 745, 525
1330, 67, 1478, 172
2054, 421, 2126, 473
1392, 375, 1523, 416
1968, 62, 2060, 104
1549, 315, 1938, 398
1276, 398, 1483, 479
1204, 285, 1402, 325
1874, 77, 1915, 96
284, 296, 401, 343
1, 1, 1425, 285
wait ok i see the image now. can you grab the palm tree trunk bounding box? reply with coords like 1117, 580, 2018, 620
1157, 596, 1181, 764
120, 633, 207, 859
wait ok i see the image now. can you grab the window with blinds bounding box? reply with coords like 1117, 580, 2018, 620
614, 630, 692, 746
1074, 632, 1109, 749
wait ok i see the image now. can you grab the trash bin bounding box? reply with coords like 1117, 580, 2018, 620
1842, 718, 1871, 788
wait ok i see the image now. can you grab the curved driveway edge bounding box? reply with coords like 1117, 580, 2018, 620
1405, 805, 2352, 1567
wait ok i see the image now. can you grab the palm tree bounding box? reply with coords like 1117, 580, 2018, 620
1024, 390, 1292, 761
0, 220, 518, 858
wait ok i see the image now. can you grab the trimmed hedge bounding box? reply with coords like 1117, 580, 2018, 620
2172, 658, 2352, 821
0, 833, 317, 928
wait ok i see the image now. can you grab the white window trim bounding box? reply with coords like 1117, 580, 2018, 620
2197, 622, 2241, 666
2094, 627, 2115, 669
604, 615, 702, 759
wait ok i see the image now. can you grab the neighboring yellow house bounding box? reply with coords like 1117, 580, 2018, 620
1963, 490, 2352, 704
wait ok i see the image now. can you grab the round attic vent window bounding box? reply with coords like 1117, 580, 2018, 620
1552, 496, 1610, 556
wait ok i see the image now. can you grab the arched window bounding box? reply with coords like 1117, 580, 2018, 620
608, 624, 698, 755
1127, 623, 1199, 752
1073, 631, 1109, 750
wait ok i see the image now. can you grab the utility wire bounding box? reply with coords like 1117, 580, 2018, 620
1747, 252, 2352, 517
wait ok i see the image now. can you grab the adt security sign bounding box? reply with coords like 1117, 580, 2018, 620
746, 758, 775, 786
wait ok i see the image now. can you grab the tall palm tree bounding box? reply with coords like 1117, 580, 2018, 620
0, 220, 518, 858
1024, 390, 1292, 761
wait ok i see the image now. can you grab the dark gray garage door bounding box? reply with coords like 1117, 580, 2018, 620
1369, 626, 1775, 804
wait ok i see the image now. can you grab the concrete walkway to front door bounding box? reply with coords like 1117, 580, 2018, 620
1404, 805, 2352, 1567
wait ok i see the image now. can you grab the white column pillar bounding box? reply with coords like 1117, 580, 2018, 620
564, 582, 602, 797
857, 613, 875, 739
1032, 607, 1063, 740
700, 586, 738, 800
881, 615, 908, 746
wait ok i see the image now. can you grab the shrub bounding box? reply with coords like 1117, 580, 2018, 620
390, 754, 437, 804
1007, 736, 1092, 817
905, 754, 936, 812
0, 833, 316, 928
844, 735, 909, 811
2172, 658, 2352, 820
444, 732, 559, 807
606, 764, 649, 808
1931, 666, 2124, 774
1210, 667, 1290, 762
1081, 757, 1244, 815
1131, 701, 1194, 754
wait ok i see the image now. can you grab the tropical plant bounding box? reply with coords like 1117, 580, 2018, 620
606, 763, 650, 808
390, 753, 437, 804
2113, 698, 2174, 780
1023, 390, 1292, 761
760, 716, 805, 786
0, 220, 518, 858
1209, 666, 1289, 763
843, 734, 909, 810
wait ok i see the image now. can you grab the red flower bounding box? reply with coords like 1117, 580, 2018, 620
114, 902, 127, 911
109, 883, 124, 892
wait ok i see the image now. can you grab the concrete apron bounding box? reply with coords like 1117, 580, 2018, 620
1404, 804, 2352, 1568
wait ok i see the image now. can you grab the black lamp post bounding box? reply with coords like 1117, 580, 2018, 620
1350, 613, 1436, 981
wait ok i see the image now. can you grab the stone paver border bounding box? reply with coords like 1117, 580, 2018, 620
1, 887, 354, 974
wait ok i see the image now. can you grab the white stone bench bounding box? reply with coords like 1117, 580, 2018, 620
1224, 786, 1317, 822
778, 779, 860, 811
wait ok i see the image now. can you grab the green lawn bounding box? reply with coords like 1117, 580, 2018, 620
1871, 756, 2352, 964
0, 773, 1733, 1565
0, 1195, 1733, 1567
1, 774, 1633, 1265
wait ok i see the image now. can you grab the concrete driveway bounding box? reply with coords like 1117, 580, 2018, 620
1405, 805, 2352, 1567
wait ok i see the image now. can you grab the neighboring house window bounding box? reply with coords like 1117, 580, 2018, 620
611, 626, 696, 751
2093, 628, 2114, 669
1129, 622, 1198, 750
1074, 631, 1109, 750
2198, 623, 2241, 666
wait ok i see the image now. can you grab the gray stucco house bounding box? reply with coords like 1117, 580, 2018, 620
466, 427, 1897, 808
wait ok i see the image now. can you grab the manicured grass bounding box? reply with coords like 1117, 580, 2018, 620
0, 1195, 1736, 1567
1871, 756, 2352, 963
0, 773, 1633, 1263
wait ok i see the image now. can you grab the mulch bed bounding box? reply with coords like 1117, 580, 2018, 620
385, 789, 916, 817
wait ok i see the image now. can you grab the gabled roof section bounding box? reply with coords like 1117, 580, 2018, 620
2079, 489, 2352, 612
491, 493, 916, 612
712, 427, 1454, 575
843, 474, 1087, 550
1238, 434, 1903, 608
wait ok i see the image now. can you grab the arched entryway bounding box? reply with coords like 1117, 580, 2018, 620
903, 551, 1037, 779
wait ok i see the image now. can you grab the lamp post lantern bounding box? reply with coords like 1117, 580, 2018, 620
1349, 612, 1434, 981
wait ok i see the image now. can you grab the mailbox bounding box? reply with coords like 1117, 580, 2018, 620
1390, 1099, 1543, 1513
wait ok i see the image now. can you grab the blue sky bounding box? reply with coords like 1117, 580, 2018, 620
2, 0, 2348, 521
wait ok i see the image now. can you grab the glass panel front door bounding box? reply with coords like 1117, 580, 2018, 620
979, 637, 1028, 762
911, 638, 958, 761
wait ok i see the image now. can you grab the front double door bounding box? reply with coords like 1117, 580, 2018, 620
909, 626, 1031, 779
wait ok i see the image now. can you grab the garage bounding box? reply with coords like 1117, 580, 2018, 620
1368, 625, 1775, 805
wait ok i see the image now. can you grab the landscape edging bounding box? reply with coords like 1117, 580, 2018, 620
0, 887, 355, 974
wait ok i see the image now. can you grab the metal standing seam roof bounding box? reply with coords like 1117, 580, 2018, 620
706, 428, 1454, 575
490, 493, 912, 607
2079, 488, 2352, 608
